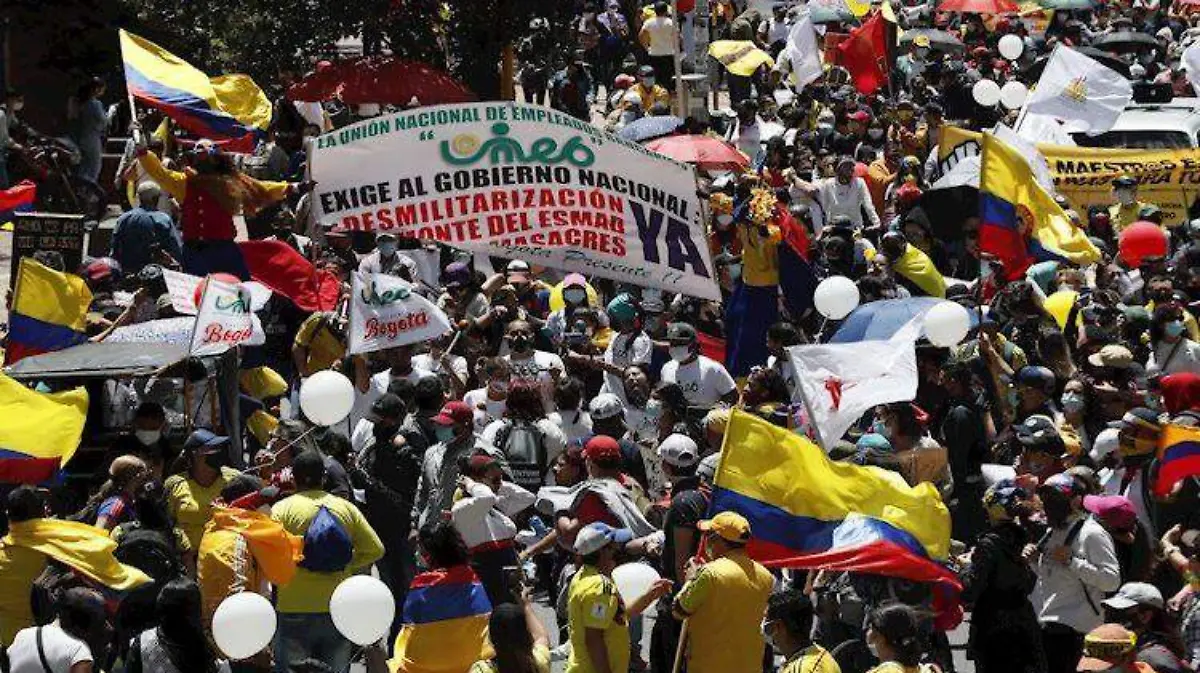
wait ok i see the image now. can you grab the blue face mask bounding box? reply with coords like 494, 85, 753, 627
871, 419, 891, 438
435, 426, 456, 444
378, 241, 398, 256
1166, 320, 1187, 338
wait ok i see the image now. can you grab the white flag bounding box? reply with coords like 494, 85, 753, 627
349, 271, 452, 355
785, 8, 823, 88
1025, 45, 1132, 136
1184, 41, 1200, 97
189, 279, 254, 357
787, 329, 919, 449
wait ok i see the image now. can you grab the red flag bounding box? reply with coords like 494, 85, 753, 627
775, 204, 810, 261
697, 332, 726, 364
237, 240, 340, 312
836, 13, 889, 95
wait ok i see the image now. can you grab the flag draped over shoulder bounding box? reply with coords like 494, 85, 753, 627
206, 507, 303, 586
119, 29, 271, 152
389, 565, 492, 673
1155, 425, 1200, 497
711, 411, 957, 587
890, 244, 946, 298
979, 133, 1100, 280
835, 12, 889, 94
6, 258, 92, 365
4, 519, 151, 591
0, 374, 88, 483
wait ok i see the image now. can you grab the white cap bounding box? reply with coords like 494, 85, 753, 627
1089, 427, 1121, 464
697, 452, 721, 483
658, 434, 699, 468
589, 393, 625, 421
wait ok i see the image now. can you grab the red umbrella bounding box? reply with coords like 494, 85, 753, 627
644, 135, 750, 171
938, 0, 1018, 13
287, 57, 475, 106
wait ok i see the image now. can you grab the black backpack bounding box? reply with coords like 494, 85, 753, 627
495, 420, 548, 493
113, 524, 183, 584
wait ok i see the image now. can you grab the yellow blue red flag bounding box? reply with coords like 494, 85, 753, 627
0, 373, 88, 483
712, 410, 958, 586
1155, 424, 1200, 497
119, 29, 271, 151
4, 519, 150, 590
6, 258, 92, 365
389, 565, 492, 673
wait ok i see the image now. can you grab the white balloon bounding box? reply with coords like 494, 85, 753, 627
998, 34, 1024, 61
972, 79, 1001, 107
613, 563, 661, 612
212, 592, 276, 660
813, 276, 860, 320
299, 370, 356, 426
330, 575, 396, 646
923, 301, 972, 347
1000, 81, 1028, 110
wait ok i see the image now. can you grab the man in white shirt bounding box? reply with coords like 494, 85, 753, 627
660, 323, 738, 407
358, 231, 420, 281
794, 156, 882, 231
758, 4, 792, 52
502, 320, 565, 410
640, 1, 678, 90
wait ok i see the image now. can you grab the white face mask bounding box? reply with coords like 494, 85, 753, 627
716, 213, 734, 227
669, 345, 692, 362
564, 288, 588, 305
135, 429, 162, 446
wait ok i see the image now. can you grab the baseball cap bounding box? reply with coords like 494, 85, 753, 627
1102, 582, 1164, 611
432, 400, 473, 426
467, 453, 500, 474
1015, 414, 1060, 447
666, 322, 698, 345
184, 429, 230, 455
442, 261, 471, 289
1088, 344, 1134, 369
913, 34, 931, 48
1107, 407, 1162, 432
1077, 624, 1138, 671
583, 435, 623, 462
367, 393, 405, 423
588, 393, 625, 421
563, 273, 587, 289
574, 522, 634, 555
658, 434, 699, 468
376, 231, 397, 241
1113, 174, 1138, 188
698, 511, 752, 543
697, 452, 721, 483
1039, 472, 1081, 497
1083, 494, 1136, 532
1014, 365, 1056, 391
505, 260, 531, 283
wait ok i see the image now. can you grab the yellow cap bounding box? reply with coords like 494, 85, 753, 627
698, 511, 752, 543
913, 35, 931, 48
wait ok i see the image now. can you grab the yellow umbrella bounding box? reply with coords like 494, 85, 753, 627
707, 41, 775, 77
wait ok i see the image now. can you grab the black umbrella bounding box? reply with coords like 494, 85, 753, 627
899, 28, 965, 53
1023, 46, 1132, 79
1091, 31, 1164, 54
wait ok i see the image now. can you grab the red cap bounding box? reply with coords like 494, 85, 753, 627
433, 401, 474, 426
847, 110, 870, 123
468, 454, 500, 473
583, 435, 622, 462
896, 182, 923, 204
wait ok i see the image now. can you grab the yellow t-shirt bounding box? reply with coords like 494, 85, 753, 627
780, 645, 842, 673
566, 565, 630, 673
738, 224, 781, 287
0, 542, 47, 645
470, 644, 552, 673
271, 490, 384, 614
676, 550, 775, 673
165, 466, 240, 550
294, 313, 346, 375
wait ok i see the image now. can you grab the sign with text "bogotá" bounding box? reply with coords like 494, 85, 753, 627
310, 102, 719, 301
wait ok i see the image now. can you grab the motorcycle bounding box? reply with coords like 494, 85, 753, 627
11, 136, 106, 221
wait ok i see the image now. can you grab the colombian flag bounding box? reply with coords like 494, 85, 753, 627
711, 411, 960, 587
119, 30, 271, 152
388, 565, 492, 673
980, 134, 1100, 280
1155, 425, 1200, 497
6, 258, 92, 365
205, 507, 303, 586
4, 519, 151, 590
0, 180, 36, 226
0, 373, 87, 483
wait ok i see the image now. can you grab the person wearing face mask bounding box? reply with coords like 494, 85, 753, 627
1108, 176, 1150, 237
1061, 379, 1094, 455
164, 430, 242, 551
660, 323, 739, 407
759, 589, 841, 673
1102, 408, 1164, 538
897, 35, 932, 86
413, 401, 505, 528
1014, 415, 1069, 486
110, 401, 175, 481
1147, 304, 1200, 376
503, 319, 566, 410
571, 294, 652, 398
546, 273, 595, 345
358, 231, 419, 280
629, 66, 670, 115
465, 357, 512, 433
1027, 473, 1121, 673
793, 156, 882, 231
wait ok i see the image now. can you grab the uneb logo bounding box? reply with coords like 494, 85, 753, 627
440, 122, 596, 168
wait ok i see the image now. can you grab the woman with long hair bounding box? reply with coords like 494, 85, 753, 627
127, 577, 230, 673
86, 455, 148, 530
470, 597, 552, 673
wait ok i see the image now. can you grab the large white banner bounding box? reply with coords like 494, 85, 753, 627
349, 271, 453, 355
190, 279, 254, 356
311, 103, 719, 300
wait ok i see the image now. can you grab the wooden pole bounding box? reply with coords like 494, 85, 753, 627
671, 619, 690, 673
501, 45, 516, 101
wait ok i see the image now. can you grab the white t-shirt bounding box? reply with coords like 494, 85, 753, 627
464, 388, 507, 433
548, 409, 594, 443
8, 623, 92, 673
504, 350, 565, 409
600, 332, 654, 395
642, 16, 677, 56
815, 176, 881, 229
660, 355, 737, 407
